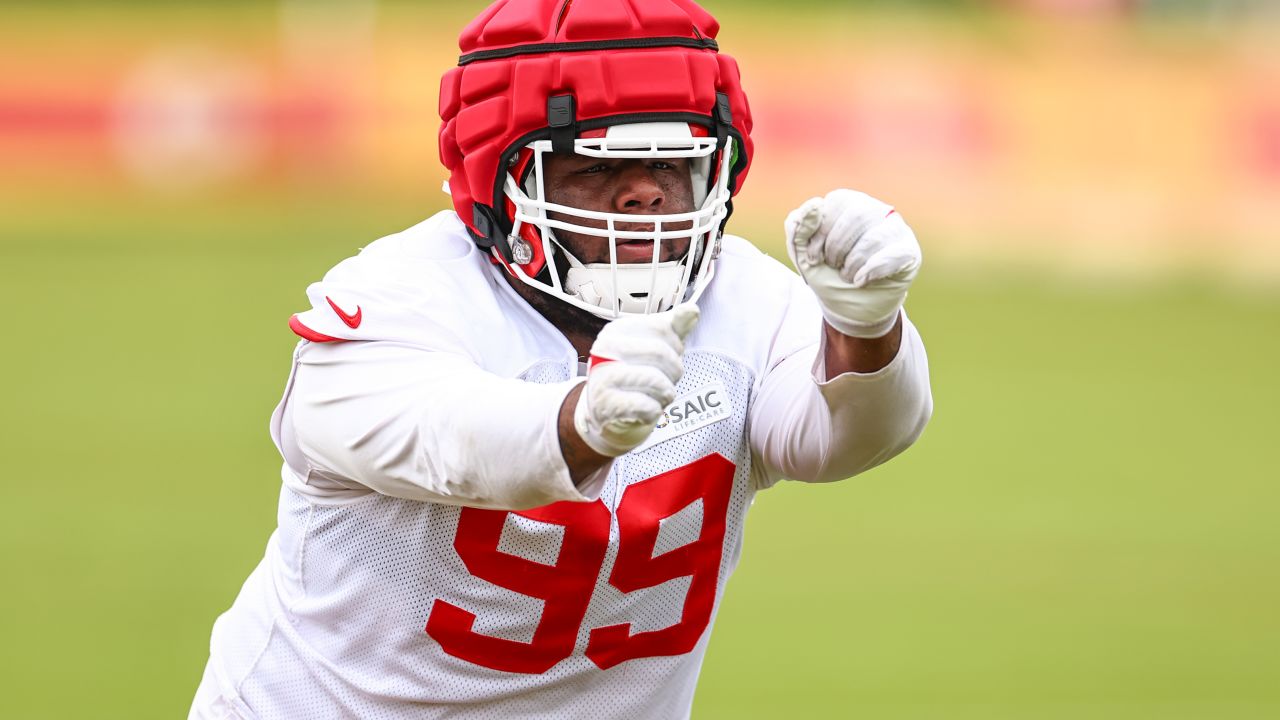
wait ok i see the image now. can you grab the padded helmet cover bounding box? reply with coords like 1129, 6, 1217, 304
438, 0, 754, 245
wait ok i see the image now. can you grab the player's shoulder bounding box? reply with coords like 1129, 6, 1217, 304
702, 233, 808, 314
715, 234, 800, 285
692, 233, 820, 369
287, 211, 509, 351
324, 210, 477, 281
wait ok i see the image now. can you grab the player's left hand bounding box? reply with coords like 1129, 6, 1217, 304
785, 189, 922, 338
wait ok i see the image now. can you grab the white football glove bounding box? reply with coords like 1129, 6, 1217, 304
574, 302, 700, 457
785, 189, 922, 338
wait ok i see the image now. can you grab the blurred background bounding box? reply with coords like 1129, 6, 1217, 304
1, 0, 1276, 717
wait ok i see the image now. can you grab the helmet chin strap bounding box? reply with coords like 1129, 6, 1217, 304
548, 233, 687, 315
565, 262, 687, 315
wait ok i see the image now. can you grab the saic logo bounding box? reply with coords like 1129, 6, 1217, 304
637, 381, 732, 452
655, 388, 724, 430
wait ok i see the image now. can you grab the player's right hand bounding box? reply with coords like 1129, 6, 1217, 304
573, 302, 700, 457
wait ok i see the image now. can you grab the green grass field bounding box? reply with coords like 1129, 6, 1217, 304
2, 195, 1277, 718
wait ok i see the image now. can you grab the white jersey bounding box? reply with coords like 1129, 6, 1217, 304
193, 211, 932, 719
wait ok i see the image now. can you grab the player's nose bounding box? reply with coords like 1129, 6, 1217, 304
613, 161, 664, 213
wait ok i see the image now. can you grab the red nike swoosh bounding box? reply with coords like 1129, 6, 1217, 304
326, 296, 362, 329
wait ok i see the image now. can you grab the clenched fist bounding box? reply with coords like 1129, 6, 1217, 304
785, 189, 922, 338
573, 302, 700, 457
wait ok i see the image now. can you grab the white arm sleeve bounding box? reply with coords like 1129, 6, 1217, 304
279, 340, 602, 510
749, 313, 932, 488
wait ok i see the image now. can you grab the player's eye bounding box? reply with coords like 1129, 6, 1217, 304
649, 160, 688, 173
576, 163, 609, 175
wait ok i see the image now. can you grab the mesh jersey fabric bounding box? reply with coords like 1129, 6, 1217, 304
208, 355, 753, 719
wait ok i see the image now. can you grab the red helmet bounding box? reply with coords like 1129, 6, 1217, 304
438, 0, 754, 317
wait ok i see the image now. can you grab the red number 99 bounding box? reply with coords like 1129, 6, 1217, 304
426, 454, 735, 673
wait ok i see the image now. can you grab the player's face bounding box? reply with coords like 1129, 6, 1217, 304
541, 153, 695, 265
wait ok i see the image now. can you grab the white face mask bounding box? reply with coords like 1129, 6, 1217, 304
501, 122, 735, 319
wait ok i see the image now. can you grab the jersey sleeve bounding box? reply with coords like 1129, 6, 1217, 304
276, 339, 600, 510
267, 213, 608, 509
748, 275, 933, 489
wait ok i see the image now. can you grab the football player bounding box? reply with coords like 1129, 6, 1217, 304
190, 0, 932, 717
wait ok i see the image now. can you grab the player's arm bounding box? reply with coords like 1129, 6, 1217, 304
821, 313, 903, 376
750, 189, 933, 485
283, 342, 597, 509
284, 305, 697, 509
557, 383, 611, 485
